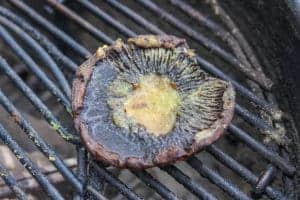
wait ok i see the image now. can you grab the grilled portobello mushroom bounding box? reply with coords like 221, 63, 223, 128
72, 35, 235, 169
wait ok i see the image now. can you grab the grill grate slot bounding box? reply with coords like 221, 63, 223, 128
0, 0, 296, 199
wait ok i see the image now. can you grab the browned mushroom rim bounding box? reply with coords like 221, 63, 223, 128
72, 35, 235, 169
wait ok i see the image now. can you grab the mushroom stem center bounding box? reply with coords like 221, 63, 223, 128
124, 74, 180, 136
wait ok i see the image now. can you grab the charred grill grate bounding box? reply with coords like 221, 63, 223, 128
0, 0, 297, 199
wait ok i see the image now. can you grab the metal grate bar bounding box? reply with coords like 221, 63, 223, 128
229, 124, 295, 175
0, 15, 71, 98
253, 165, 276, 196
168, 0, 268, 86
0, 6, 78, 72
46, 0, 113, 45
0, 158, 77, 199
0, 123, 64, 200
104, 0, 281, 118
76, 0, 136, 38
202, 0, 269, 78
44, 0, 113, 46
73, 147, 86, 199
207, 145, 287, 199
162, 165, 218, 200
0, 58, 79, 144
0, 162, 27, 200
186, 157, 252, 200
0, 57, 129, 199
0, 89, 82, 193
76, 147, 87, 184
106, 0, 164, 35
92, 163, 142, 200
8, 0, 90, 58
131, 170, 179, 200
234, 104, 271, 131
168, 0, 239, 48
0, 23, 71, 110
135, 0, 269, 89
85, 185, 108, 200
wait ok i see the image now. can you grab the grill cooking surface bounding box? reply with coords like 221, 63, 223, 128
0, 0, 297, 199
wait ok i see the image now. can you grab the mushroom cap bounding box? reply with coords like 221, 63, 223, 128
72, 35, 235, 169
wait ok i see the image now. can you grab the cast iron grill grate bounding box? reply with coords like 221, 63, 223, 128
0, 0, 297, 199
